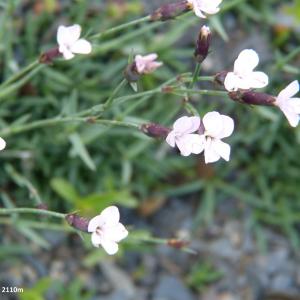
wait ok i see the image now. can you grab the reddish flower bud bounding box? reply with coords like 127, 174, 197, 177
65, 213, 90, 232
141, 123, 171, 138
124, 62, 140, 82
194, 26, 211, 63
150, 1, 189, 21
229, 90, 276, 106
39, 47, 61, 64
214, 71, 228, 86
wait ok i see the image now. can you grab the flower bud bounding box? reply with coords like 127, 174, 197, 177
65, 213, 90, 232
150, 1, 189, 21
194, 25, 211, 63
141, 123, 170, 138
124, 62, 140, 82
229, 91, 276, 106
39, 47, 61, 64
214, 71, 228, 86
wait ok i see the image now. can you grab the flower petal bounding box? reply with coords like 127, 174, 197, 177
100, 238, 119, 255
173, 116, 200, 134
91, 232, 102, 247
212, 139, 231, 161
59, 45, 75, 60
288, 98, 300, 113
70, 39, 92, 54
88, 215, 105, 232
234, 49, 259, 75
224, 72, 241, 92
104, 223, 128, 242
166, 131, 176, 148
277, 81, 299, 101
57, 24, 81, 47
0, 137, 6, 151
100, 206, 120, 227
203, 111, 223, 137
204, 138, 220, 163
176, 134, 205, 156
217, 115, 234, 139
279, 103, 300, 127
246, 71, 269, 89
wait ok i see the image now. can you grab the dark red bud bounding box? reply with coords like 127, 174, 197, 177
65, 213, 90, 232
124, 62, 140, 82
150, 1, 189, 21
141, 123, 171, 138
39, 47, 61, 64
229, 91, 276, 106
194, 26, 211, 63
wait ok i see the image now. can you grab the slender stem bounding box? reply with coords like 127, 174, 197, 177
0, 208, 66, 219
173, 88, 228, 97
0, 60, 40, 88
91, 15, 151, 40
0, 116, 139, 137
189, 63, 202, 89
0, 65, 45, 102
103, 79, 127, 108
0, 217, 73, 231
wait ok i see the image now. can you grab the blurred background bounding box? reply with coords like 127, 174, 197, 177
1, 0, 300, 299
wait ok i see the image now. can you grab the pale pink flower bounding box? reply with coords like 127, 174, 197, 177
134, 54, 163, 74
187, 0, 222, 18
57, 24, 92, 60
274, 80, 300, 127
224, 49, 269, 92
0, 137, 6, 151
88, 206, 128, 255
166, 116, 204, 156
201, 111, 234, 163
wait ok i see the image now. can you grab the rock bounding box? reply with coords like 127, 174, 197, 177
153, 275, 195, 300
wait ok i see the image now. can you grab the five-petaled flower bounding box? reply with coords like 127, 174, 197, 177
57, 24, 92, 60
224, 49, 269, 92
135, 53, 163, 74
0, 137, 6, 151
187, 0, 222, 18
166, 116, 204, 156
88, 206, 128, 255
201, 111, 234, 163
274, 80, 300, 127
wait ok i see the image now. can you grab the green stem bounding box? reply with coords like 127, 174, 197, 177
173, 88, 228, 97
0, 60, 40, 88
103, 79, 127, 108
189, 63, 202, 89
91, 15, 151, 40
0, 217, 73, 231
0, 65, 45, 102
0, 208, 66, 219
0, 117, 139, 137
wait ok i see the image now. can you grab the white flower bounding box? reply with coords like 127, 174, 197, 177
57, 24, 92, 60
88, 206, 128, 255
166, 116, 204, 156
187, 0, 222, 18
224, 49, 269, 92
134, 53, 163, 74
0, 137, 6, 151
202, 111, 234, 163
274, 80, 300, 127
